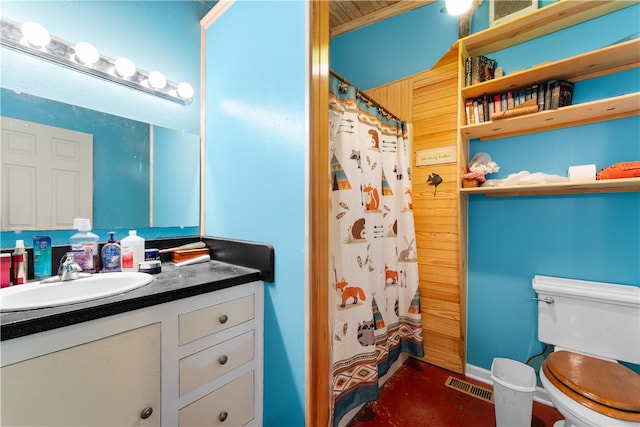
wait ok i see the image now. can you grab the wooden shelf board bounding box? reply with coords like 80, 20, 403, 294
462, 38, 640, 100
462, 0, 637, 58
460, 92, 640, 141
460, 177, 640, 197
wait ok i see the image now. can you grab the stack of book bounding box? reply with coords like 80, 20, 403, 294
464, 55, 497, 87
464, 79, 574, 125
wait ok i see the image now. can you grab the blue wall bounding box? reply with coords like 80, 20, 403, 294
203, 1, 307, 426
331, 1, 458, 90
331, 2, 640, 375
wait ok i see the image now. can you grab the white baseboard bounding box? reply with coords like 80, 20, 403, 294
465, 363, 554, 407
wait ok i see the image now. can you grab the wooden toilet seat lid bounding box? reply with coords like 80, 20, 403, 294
544, 350, 640, 413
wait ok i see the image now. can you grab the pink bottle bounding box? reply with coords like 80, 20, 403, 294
1, 253, 11, 287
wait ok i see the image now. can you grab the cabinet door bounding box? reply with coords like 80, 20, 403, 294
0, 323, 161, 426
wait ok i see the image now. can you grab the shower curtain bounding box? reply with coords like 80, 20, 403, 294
329, 73, 424, 427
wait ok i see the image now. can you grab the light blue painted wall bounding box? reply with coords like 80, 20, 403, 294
330, 1, 458, 90
203, 1, 307, 426
331, 3, 640, 375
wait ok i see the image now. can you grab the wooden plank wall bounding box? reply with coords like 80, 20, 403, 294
367, 45, 465, 374
366, 78, 414, 122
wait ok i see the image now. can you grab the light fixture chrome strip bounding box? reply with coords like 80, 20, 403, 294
0, 18, 193, 105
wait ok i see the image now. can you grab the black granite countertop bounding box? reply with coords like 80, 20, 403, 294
0, 260, 262, 341
1, 236, 275, 342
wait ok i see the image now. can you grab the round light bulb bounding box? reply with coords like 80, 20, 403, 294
177, 82, 194, 100
148, 71, 167, 89
74, 42, 99, 65
21, 21, 50, 48
114, 57, 136, 78
446, 0, 473, 16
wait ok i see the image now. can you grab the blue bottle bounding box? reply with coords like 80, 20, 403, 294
33, 235, 52, 279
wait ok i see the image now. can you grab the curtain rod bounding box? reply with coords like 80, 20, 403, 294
329, 69, 404, 123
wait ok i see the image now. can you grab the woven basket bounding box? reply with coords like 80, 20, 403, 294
462, 178, 481, 188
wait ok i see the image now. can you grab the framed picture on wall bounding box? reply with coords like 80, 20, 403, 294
490, 0, 538, 27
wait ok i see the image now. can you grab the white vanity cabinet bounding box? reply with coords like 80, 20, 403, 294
0, 280, 264, 427
170, 283, 263, 427
0, 323, 161, 426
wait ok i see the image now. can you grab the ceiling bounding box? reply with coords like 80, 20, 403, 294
329, 0, 436, 37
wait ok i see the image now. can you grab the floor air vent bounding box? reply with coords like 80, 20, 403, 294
445, 376, 494, 403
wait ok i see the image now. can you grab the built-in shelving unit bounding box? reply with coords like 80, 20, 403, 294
461, 38, 640, 101
461, 1, 634, 58
461, 93, 640, 141
460, 177, 640, 197
457, 1, 640, 198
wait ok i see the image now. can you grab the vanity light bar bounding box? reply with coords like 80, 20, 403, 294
0, 18, 193, 106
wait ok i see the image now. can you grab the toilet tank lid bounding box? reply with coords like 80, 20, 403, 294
532, 275, 640, 307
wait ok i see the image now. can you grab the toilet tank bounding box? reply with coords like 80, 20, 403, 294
532, 275, 640, 365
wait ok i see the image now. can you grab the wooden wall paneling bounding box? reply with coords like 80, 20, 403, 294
411, 44, 465, 374
366, 77, 414, 122
364, 45, 466, 374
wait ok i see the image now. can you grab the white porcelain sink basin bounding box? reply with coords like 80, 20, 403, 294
0, 272, 154, 312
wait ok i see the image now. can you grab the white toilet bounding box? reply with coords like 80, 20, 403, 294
532, 275, 640, 427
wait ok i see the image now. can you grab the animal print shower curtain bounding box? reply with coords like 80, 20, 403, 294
329, 74, 424, 427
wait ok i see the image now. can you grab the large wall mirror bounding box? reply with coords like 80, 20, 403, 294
0, 1, 212, 248
1, 88, 200, 232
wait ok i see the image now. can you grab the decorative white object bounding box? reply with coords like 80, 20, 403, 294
568, 164, 596, 182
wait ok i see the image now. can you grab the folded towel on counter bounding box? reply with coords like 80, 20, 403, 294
597, 161, 640, 180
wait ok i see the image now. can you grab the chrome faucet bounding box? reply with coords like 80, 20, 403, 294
58, 252, 82, 281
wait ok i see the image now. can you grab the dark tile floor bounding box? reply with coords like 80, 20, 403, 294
347, 358, 563, 427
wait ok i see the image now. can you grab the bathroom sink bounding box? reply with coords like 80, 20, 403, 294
0, 272, 154, 312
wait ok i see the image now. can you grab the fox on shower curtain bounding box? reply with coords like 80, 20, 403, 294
329, 74, 424, 427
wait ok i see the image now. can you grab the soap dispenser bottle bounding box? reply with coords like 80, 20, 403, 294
101, 232, 121, 272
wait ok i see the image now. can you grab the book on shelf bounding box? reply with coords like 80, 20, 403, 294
465, 99, 475, 125
464, 79, 576, 125
551, 80, 574, 109
537, 82, 546, 111
465, 55, 497, 87
544, 80, 554, 110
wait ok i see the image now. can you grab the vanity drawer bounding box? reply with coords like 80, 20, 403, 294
179, 294, 254, 345
179, 370, 254, 427
179, 330, 254, 395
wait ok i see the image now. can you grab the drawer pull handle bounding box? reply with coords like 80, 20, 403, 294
140, 407, 153, 420
219, 354, 229, 365
219, 411, 228, 422
219, 314, 229, 324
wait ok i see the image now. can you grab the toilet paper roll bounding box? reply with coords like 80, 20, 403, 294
568, 164, 596, 182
